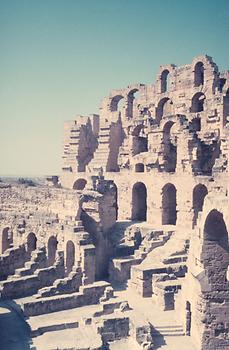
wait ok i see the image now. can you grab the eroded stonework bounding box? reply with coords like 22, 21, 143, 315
1, 55, 229, 350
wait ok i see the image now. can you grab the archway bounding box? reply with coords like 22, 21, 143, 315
73, 178, 87, 190
156, 98, 173, 123
191, 92, 205, 113
192, 184, 208, 227
201, 209, 229, 349
66, 240, 75, 274
127, 89, 139, 119
47, 236, 58, 266
27, 232, 37, 254
161, 69, 170, 93
162, 121, 177, 172
110, 95, 125, 118
204, 210, 228, 247
194, 62, 204, 87
162, 183, 177, 225
132, 182, 147, 221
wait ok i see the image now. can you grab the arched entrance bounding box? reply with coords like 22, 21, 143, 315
162, 183, 177, 225
194, 62, 204, 87
162, 121, 177, 172
73, 178, 87, 190
66, 240, 75, 274
27, 232, 37, 254
132, 182, 147, 221
161, 69, 170, 93
47, 236, 58, 266
203, 210, 229, 284
191, 92, 205, 112
156, 98, 173, 123
192, 184, 208, 227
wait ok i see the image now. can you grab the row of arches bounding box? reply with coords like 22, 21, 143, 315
131, 182, 208, 227
110, 89, 140, 119
0, 231, 77, 275
159, 61, 205, 94
156, 92, 206, 123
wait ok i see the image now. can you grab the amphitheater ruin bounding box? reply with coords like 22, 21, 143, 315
1, 54, 229, 350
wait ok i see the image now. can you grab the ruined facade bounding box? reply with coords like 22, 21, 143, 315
1, 55, 229, 350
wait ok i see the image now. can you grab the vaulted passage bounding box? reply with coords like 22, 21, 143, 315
194, 62, 204, 86
27, 232, 37, 254
204, 210, 228, 246
162, 183, 177, 225
191, 92, 205, 112
192, 184, 208, 227
132, 182, 147, 221
163, 121, 177, 172
203, 210, 229, 284
47, 236, 58, 266
66, 240, 75, 274
73, 178, 87, 190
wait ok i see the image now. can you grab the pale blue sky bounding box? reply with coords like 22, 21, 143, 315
0, 0, 229, 176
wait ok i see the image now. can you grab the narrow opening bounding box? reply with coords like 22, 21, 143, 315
132, 182, 147, 221
162, 184, 177, 225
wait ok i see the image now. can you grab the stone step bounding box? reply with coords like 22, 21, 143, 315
152, 325, 184, 337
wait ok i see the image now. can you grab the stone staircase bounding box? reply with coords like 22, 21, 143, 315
109, 228, 173, 284
0, 251, 65, 299
0, 245, 28, 280
87, 126, 111, 172
62, 120, 97, 172
36, 265, 83, 298
152, 324, 185, 337
13, 247, 46, 278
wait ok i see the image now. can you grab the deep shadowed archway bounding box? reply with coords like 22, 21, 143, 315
66, 240, 75, 274
27, 232, 37, 254
132, 182, 147, 221
162, 183, 177, 225
47, 236, 58, 266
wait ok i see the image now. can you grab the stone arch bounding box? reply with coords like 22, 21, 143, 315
162, 183, 177, 225
132, 182, 147, 221
130, 124, 148, 154
110, 95, 125, 112
162, 121, 177, 172
127, 89, 139, 119
223, 88, 229, 125
199, 209, 229, 350
156, 98, 174, 123
191, 92, 205, 113
192, 184, 208, 228
194, 62, 204, 87
47, 236, 58, 266
135, 163, 144, 172
1, 227, 12, 254
161, 69, 170, 93
27, 232, 37, 254
204, 210, 228, 247
66, 240, 75, 274
73, 178, 87, 190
